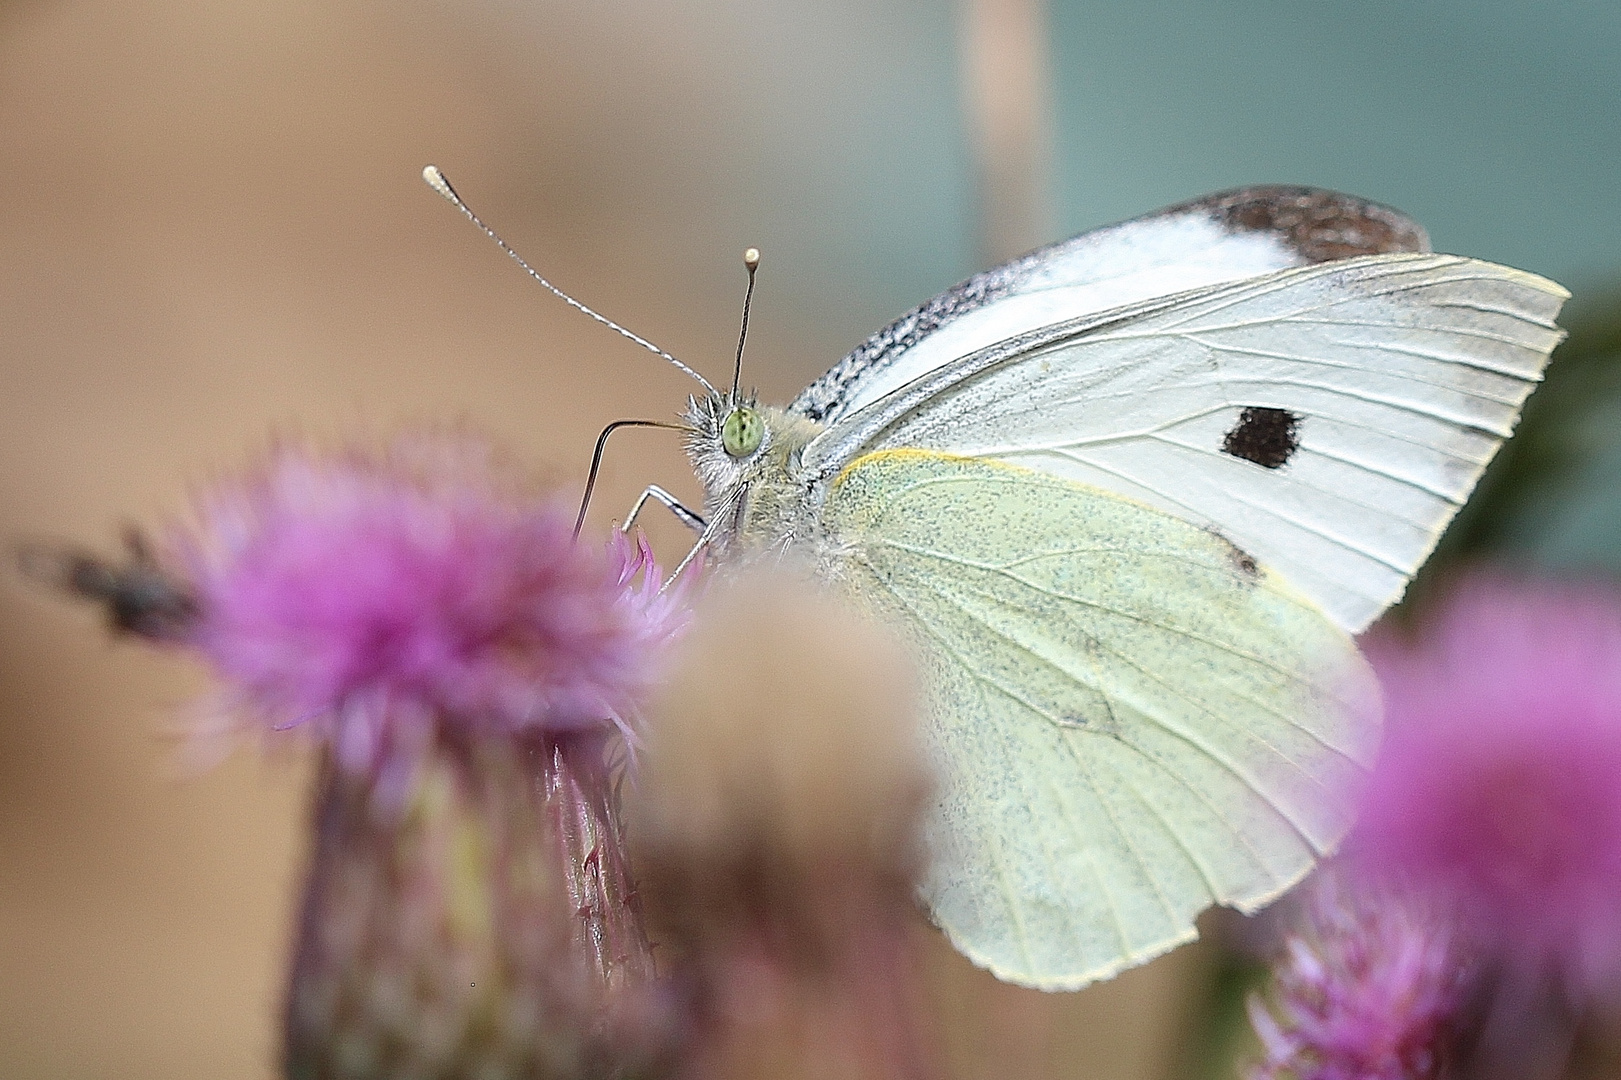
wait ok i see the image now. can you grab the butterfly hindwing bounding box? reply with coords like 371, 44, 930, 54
824, 450, 1378, 989
808, 253, 1567, 632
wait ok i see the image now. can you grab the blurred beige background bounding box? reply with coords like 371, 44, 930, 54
7, 1, 1615, 1075
0, 1, 1211, 1077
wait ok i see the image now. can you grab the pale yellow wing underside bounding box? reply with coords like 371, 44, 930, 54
824, 449, 1380, 989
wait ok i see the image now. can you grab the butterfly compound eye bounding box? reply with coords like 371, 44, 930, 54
721, 407, 764, 458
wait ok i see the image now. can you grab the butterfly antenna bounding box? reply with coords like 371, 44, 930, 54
573, 419, 690, 538
730, 247, 760, 402
422, 165, 718, 395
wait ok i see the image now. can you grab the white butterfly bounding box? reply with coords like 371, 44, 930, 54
426, 171, 1568, 989
673, 187, 1566, 989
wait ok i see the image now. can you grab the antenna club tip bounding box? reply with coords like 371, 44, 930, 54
422, 165, 457, 202
743, 247, 761, 270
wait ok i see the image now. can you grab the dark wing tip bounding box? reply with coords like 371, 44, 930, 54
1163, 186, 1431, 263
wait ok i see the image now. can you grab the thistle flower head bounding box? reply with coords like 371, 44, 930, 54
1248, 874, 1466, 1080
181, 438, 687, 773
630, 571, 938, 1080
1356, 576, 1621, 997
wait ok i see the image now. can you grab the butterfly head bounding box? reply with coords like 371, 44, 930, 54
685, 390, 769, 490
684, 390, 824, 552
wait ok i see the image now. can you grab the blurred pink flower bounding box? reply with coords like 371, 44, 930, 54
181, 438, 688, 774
1356, 576, 1621, 998
1249, 874, 1465, 1080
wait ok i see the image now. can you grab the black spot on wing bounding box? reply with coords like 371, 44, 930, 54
1164, 186, 1430, 263
1222, 407, 1301, 470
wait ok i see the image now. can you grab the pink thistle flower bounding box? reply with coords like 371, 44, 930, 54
180, 438, 688, 775
1355, 576, 1621, 999
1248, 873, 1466, 1080
40, 434, 695, 1076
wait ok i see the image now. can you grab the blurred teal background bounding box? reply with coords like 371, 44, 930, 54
1049, 2, 1619, 295
471, 1, 1621, 375
0, 2, 1615, 1077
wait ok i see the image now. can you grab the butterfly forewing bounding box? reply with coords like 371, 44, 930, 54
823, 451, 1378, 988
807, 253, 1567, 632
791, 187, 1430, 426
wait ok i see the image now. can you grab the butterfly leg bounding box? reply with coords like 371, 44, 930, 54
658, 533, 709, 596
621, 485, 706, 534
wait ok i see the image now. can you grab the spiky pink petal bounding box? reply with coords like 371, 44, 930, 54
1249, 875, 1465, 1080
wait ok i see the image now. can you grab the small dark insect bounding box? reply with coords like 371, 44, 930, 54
1222, 406, 1302, 470
17, 527, 198, 641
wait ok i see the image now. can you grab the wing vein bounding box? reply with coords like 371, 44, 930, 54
1063, 732, 1182, 935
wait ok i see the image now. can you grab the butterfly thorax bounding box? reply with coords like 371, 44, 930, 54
683, 393, 827, 559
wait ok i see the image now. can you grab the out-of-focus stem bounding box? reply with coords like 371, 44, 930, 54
959, 0, 1056, 264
